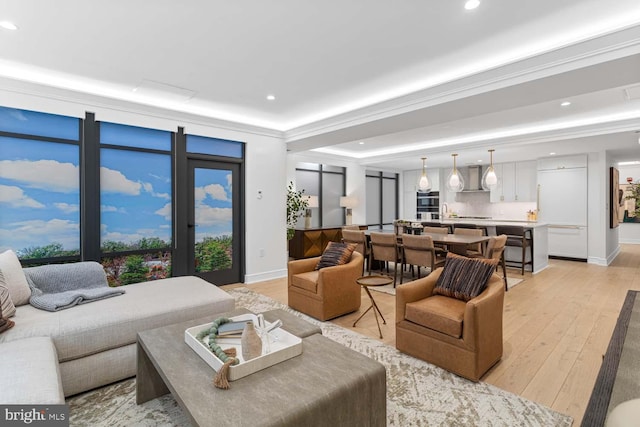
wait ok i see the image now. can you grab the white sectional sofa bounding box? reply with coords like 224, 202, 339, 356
0, 257, 235, 403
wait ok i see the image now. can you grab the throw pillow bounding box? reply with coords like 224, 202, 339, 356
433, 253, 498, 302
0, 250, 31, 306
315, 242, 357, 270
0, 270, 17, 318
0, 286, 15, 334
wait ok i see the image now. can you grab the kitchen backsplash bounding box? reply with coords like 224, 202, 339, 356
444, 192, 537, 220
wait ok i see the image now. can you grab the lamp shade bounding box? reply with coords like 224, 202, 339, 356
339, 196, 357, 208
481, 149, 498, 191
306, 195, 319, 208
417, 157, 431, 192
446, 153, 464, 192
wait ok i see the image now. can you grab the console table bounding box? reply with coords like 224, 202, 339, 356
288, 225, 367, 259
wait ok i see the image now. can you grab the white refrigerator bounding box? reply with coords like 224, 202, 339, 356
537, 167, 588, 259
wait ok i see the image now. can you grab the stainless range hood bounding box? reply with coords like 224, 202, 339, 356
461, 165, 488, 192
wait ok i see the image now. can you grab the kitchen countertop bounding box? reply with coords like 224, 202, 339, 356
404, 218, 548, 228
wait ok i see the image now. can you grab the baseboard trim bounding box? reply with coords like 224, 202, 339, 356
244, 268, 287, 284
587, 256, 608, 267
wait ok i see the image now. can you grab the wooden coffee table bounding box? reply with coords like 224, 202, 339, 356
353, 275, 392, 339
136, 308, 386, 426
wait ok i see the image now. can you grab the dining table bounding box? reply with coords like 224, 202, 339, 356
364, 229, 491, 256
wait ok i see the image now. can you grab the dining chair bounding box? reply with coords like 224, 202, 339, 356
341, 225, 361, 231
422, 226, 449, 256
369, 232, 401, 287
341, 229, 370, 273
470, 234, 508, 291
400, 234, 446, 284
452, 228, 484, 257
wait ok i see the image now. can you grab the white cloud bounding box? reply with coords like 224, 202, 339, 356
226, 173, 232, 190
0, 159, 78, 193
101, 204, 127, 214
100, 166, 141, 195
155, 203, 172, 221
140, 181, 170, 200
54, 202, 79, 213
201, 183, 229, 201
159, 224, 170, 229
0, 184, 45, 208
0, 218, 79, 253
149, 173, 170, 183
195, 205, 232, 226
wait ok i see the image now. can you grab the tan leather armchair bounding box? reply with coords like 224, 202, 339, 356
395, 267, 504, 381
288, 251, 364, 321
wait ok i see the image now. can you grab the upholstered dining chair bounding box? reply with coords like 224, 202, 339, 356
341, 225, 361, 231
396, 266, 505, 382
369, 232, 401, 287
453, 228, 484, 257
423, 226, 449, 256
341, 229, 370, 273
470, 235, 508, 291
400, 234, 446, 284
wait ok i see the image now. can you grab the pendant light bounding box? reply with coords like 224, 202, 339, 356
417, 157, 431, 192
446, 153, 464, 192
481, 149, 498, 191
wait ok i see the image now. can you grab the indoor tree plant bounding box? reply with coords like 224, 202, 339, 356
286, 181, 308, 241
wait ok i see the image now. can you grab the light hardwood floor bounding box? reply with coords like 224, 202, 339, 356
225, 244, 640, 425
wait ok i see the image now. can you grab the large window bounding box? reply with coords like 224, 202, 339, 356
295, 163, 346, 227
0, 107, 81, 261
99, 122, 173, 286
366, 170, 398, 229
0, 105, 246, 286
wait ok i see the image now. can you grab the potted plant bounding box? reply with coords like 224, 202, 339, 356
286, 181, 309, 241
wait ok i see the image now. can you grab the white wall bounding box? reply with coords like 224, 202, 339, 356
0, 80, 288, 284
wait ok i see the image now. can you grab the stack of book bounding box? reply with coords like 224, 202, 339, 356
216, 320, 250, 338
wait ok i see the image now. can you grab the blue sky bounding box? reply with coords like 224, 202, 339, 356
194, 168, 233, 242
0, 137, 233, 253
0, 107, 234, 254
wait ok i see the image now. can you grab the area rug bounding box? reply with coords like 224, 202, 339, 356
369, 277, 524, 295
68, 287, 572, 427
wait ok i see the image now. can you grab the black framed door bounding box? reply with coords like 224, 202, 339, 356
187, 159, 242, 284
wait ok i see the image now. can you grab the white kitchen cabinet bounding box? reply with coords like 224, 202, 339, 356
515, 161, 537, 202
490, 161, 536, 202
537, 154, 587, 170
547, 226, 588, 259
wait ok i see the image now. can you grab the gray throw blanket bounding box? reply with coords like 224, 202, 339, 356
24, 261, 125, 312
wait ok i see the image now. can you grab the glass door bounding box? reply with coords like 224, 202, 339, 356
188, 159, 241, 284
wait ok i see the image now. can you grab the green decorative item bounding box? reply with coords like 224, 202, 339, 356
197, 317, 239, 389
286, 181, 309, 241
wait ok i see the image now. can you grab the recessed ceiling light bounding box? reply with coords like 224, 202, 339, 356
550, 152, 556, 156
0, 21, 18, 30
619, 161, 640, 166
560, 101, 571, 107
477, 159, 483, 162
266, 95, 276, 101
464, 0, 480, 10
358, 142, 365, 145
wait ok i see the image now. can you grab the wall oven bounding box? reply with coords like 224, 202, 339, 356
417, 191, 440, 220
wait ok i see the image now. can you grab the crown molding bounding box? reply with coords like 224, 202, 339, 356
0, 77, 284, 139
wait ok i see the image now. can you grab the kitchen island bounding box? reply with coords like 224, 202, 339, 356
402, 218, 549, 274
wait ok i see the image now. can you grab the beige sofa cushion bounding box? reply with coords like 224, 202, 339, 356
0, 336, 64, 404
0, 276, 235, 362
0, 250, 31, 306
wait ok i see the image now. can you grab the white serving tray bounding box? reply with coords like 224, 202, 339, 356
184, 313, 302, 381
